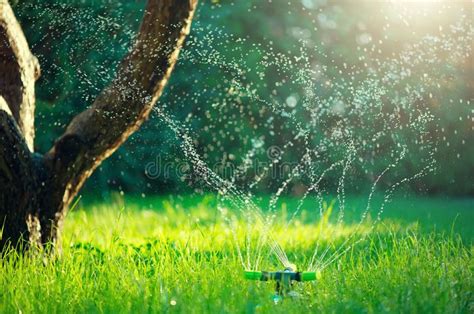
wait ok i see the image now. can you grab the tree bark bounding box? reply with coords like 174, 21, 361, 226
0, 0, 198, 251
0, 1, 39, 151
0, 96, 41, 248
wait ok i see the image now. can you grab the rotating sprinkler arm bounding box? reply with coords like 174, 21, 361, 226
244, 270, 319, 282
244, 268, 320, 298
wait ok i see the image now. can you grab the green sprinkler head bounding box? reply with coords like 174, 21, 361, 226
244, 267, 320, 297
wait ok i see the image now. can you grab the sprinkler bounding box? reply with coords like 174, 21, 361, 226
244, 267, 319, 300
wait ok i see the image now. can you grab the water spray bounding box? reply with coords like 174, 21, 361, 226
244, 266, 319, 301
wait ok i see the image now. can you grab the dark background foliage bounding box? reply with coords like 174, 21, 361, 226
13, 0, 473, 198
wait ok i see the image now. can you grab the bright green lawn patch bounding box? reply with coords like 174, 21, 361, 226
1, 195, 473, 313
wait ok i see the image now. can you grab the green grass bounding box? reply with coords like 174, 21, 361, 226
1, 194, 473, 313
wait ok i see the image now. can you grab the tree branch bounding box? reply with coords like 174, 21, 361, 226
40, 0, 198, 242
0, 0, 40, 151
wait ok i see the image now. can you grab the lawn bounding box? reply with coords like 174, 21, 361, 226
1, 195, 472, 313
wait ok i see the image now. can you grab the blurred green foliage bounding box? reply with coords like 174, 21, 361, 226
14, 0, 473, 196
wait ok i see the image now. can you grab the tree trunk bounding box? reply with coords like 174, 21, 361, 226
0, 0, 198, 251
